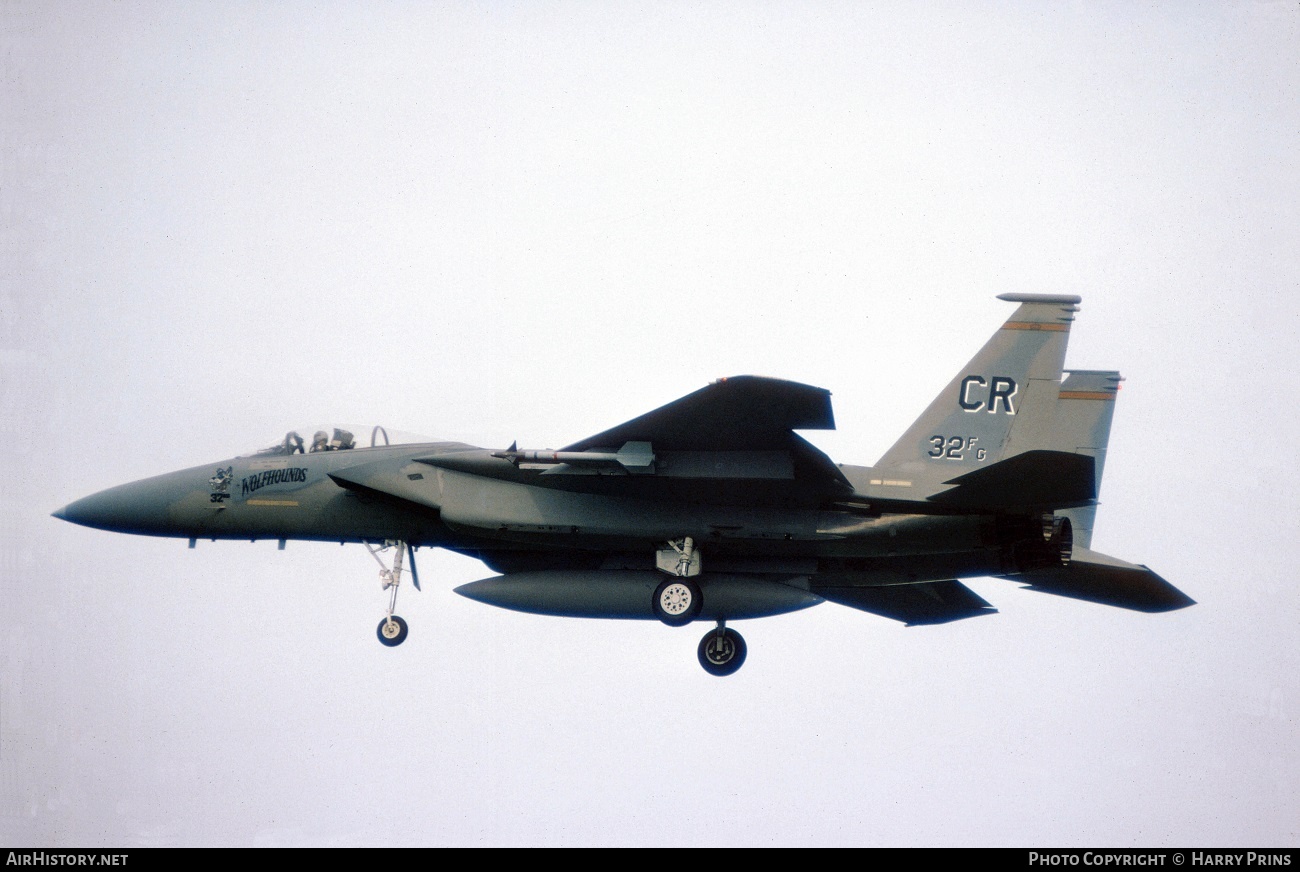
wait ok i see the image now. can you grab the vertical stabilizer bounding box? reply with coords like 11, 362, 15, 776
1051, 370, 1122, 548
871, 294, 1080, 496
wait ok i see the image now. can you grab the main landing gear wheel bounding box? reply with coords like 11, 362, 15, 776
698, 625, 746, 676
653, 578, 703, 626
377, 615, 408, 647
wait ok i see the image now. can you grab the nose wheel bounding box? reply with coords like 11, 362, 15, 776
377, 615, 408, 646
698, 622, 746, 676
366, 540, 420, 647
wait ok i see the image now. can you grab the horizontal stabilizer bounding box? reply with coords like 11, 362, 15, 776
928, 449, 1096, 510
812, 579, 996, 625
1014, 547, 1194, 612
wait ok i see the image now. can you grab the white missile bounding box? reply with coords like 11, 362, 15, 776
491, 440, 655, 474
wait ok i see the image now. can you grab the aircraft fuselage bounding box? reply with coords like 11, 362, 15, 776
54, 441, 1032, 579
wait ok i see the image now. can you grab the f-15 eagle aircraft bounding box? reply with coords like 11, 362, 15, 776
54, 294, 1193, 675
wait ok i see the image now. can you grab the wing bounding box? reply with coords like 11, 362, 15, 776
419, 375, 851, 507
811, 578, 997, 625
554, 375, 849, 504
563, 375, 835, 451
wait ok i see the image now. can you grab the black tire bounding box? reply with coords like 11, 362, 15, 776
698, 627, 747, 676
377, 615, 409, 647
652, 578, 703, 626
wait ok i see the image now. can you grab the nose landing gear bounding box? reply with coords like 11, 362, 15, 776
377, 614, 408, 646
367, 540, 420, 647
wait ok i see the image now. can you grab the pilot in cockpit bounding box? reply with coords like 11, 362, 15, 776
281, 431, 305, 455
308, 428, 355, 452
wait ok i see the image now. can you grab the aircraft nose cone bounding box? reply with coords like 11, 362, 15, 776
54, 478, 181, 535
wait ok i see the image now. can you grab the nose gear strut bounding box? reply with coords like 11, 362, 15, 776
366, 540, 420, 646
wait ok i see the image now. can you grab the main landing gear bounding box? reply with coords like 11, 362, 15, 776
653, 536, 748, 676
698, 622, 746, 676
652, 577, 703, 626
367, 540, 420, 647
653, 536, 704, 626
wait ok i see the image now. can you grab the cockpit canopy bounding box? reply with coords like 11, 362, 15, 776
255, 425, 427, 457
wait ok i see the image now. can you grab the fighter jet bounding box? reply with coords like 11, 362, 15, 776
53, 294, 1193, 675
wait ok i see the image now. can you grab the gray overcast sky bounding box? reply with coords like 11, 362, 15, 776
3, 1, 1298, 847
